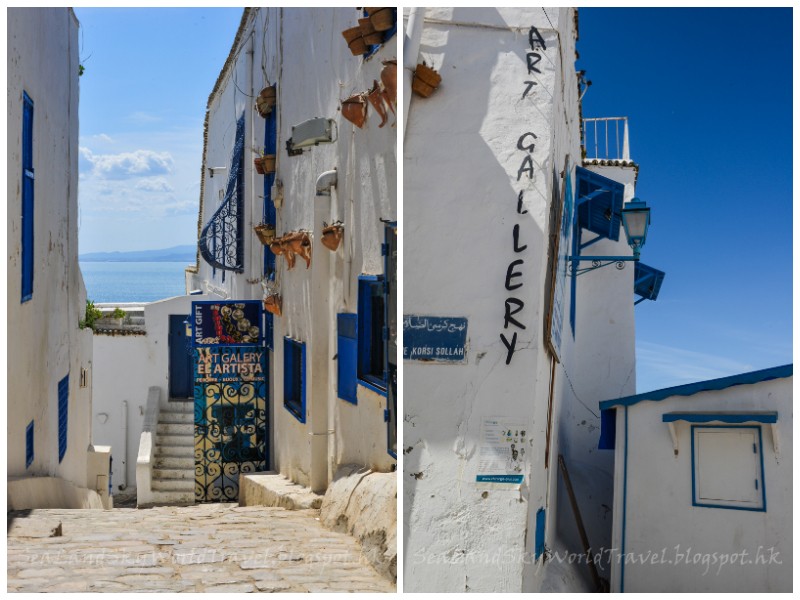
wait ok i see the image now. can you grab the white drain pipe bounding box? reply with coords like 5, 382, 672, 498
403, 8, 426, 139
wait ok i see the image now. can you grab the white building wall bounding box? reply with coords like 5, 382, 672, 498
193, 8, 397, 492
404, 8, 595, 593
6, 8, 94, 493
91, 295, 210, 490
609, 376, 792, 592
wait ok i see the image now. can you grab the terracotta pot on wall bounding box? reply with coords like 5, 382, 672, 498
342, 26, 367, 56
263, 294, 282, 317
321, 223, 344, 252
381, 59, 397, 104
256, 85, 277, 117
341, 94, 368, 129
367, 80, 389, 128
370, 8, 395, 32
269, 239, 285, 256
261, 154, 276, 174
254, 223, 276, 246
412, 63, 442, 98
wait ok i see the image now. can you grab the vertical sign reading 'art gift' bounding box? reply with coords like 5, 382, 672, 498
192, 301, 267, 503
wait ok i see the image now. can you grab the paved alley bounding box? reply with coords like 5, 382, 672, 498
7, 504, 395, 593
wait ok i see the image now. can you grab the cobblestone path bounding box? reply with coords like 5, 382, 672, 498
7, 504, 395, 593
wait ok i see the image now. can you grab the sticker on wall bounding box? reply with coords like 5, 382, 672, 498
476, 417, 529, 488
403, 315, 468, 363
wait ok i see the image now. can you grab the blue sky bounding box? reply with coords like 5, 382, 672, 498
577, 8, 793, 392
75, 7, 243, 253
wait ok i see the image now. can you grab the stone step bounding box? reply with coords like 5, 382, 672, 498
154, 455, 194, 469
154, 468, 193, 481
157, 422, 193, 436
157, 434, 194, 447
159, 411, 193, 425
137, 489, 195, 508
161, 401, 194, 414
156, 444, 195, 459
152, 477, 194, 492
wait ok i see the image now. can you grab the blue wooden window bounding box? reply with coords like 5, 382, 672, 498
58, 375, 69, 463
357, 275, 387, 395
337, 313, 358, 404
25, 420, 34, 469
21, 91, 34, 302
534, 507, 546, 560
284, 337, 306, 423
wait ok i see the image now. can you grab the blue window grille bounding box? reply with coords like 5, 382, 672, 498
284, 337, 306, 423
357, 275, 387, 395
534, 507, 546, 560
25, 421, 34, 469
199, 113, 245, 277
58, 375, 69, 463
337, 313, 358, 404
21, 92, 34, 302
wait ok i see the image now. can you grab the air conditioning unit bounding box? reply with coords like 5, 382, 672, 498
288, 118, 337, 153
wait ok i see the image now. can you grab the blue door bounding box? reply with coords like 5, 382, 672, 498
168, 314, 193, 398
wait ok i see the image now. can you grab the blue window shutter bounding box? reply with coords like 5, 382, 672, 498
534, 508, 546, 559
337, 313, 358, 404
283, 337, 306, 423
58, 375, 69, 463
21, 92, 34, 302
25, 421, 34, 469
357, 275, 387, 393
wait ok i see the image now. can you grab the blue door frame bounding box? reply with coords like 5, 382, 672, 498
168, 314, 193, 399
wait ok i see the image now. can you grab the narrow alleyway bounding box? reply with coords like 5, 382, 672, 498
7, 504, 394, 593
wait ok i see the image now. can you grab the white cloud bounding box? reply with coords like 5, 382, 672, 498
80, 148, 174, 180
126, 111, 162, 124
135, 178, 174, 193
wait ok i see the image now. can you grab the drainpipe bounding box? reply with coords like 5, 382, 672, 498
403, 8, 426, 139
120, 400, 128, 490
315, 169, 337, 196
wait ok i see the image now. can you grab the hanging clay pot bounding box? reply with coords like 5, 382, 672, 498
381, 59, 397, 105
321, 223, 344, 252
342, 26, 367, 56
370, 8, 395, 32
412, 63, 442, 98
285, 231, 312, 269
359, 18, 383, 45
263, 294, 282, 317
363, 7, 381, 16
261, 154, 276, 174
367, 80, 389, 128
269, 239, 285, 256
254, 223, 276, 246
341, 94, 367, 129
254, 156, 265, 175
256, 85, 277, 117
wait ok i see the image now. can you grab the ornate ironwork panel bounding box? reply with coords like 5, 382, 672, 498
192, 301, 267, 503
199, 113, 245, 273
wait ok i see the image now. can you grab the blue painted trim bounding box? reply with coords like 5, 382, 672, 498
663, 412, 777, 424
534, 507, 546, 560
598, 408, 616, 449
21, 91, 34, 303
283, 337, 306, 424
690, 425, 766, 512
599, 364, 792, 411
25, 420, 34, 469
337, 313, 358, 405
57, 374, 69, 463
620, 406, 628, 593
358, 378, 388, 398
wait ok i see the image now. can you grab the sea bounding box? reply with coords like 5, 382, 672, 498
80, 261, 189, 303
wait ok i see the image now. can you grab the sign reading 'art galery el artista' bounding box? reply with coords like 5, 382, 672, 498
403, 315, 468, 363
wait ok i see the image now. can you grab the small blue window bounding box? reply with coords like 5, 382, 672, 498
357, 275, 387, 395
25, 420, 34, 469
21, 91, 34, 303
58, 375, 69, 463
534, 507, 546, 560
337, 313, 358, 404
284, 337, 306, 423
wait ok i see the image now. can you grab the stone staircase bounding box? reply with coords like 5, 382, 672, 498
150, 401, 195, 505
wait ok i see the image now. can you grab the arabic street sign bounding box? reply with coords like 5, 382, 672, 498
403, 315, 468, 363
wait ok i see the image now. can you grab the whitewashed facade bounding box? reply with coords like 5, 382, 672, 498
599, 365, 792, 592
403, 7, 645, 592
188, 8, 398, 493
7, 8, 110, 509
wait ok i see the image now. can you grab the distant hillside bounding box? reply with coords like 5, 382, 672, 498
80, 244, 197, 263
